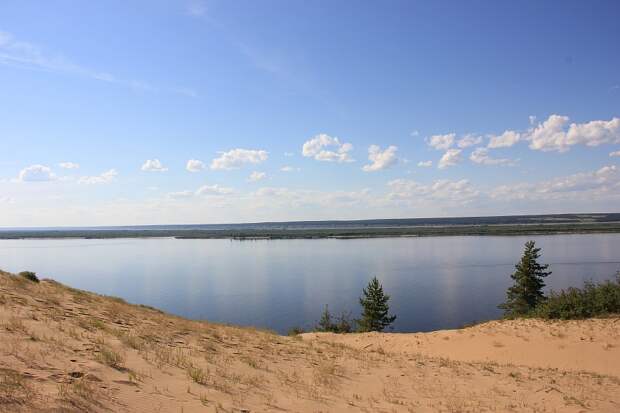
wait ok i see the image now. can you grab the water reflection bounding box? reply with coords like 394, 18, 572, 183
0, 234, 618, 333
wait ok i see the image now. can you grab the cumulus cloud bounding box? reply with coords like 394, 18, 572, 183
469, 148, 517, 166
610, 150, 620, 157
78, 169, 117, 184
248, 171, 266, 182
210, 149, 268, 170
18, 165, 56, 182
417, 160, 433, 167
487, 130, 521, 148
302, 134, 354, 162
438, 149, 462, 169
362, 145, 398, 172
457, 134, 483, 148
186, 159, 205, 172
141, 159, 168, 172
59, 162, 79, 169
427, 133, 455, 150
527, 115, 620, 152
195, 184, 233, 196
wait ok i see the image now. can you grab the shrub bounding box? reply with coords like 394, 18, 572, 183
287, 326, 305, 336
18, 271, 39, 283
314, 305, 356, 333
533, 274, 620, 319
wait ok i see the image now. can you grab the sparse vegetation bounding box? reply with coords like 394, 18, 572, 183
0, 368, 35, 406
532, 275, 620, 319
314, 305, 355, 333
96, 345, 125, 369
18, 271, 39, 283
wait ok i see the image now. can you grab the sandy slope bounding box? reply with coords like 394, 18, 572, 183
0, 270, 619, 412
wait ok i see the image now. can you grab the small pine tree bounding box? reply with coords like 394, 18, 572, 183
358, 277, 396, 332
316, 304, 334, 332
499, 240, 551, 317
314, 305, 355, 333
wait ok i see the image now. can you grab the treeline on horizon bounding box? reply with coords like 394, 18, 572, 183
3, 221, 620, 240
294, 240, 620, 335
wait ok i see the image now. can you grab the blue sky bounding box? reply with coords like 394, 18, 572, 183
1, 0, 619, 226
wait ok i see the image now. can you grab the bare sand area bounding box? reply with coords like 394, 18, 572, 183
1, 270, 619, 412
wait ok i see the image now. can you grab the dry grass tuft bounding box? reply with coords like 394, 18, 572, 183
0, 368, 35, 406
96, 345, 125, 369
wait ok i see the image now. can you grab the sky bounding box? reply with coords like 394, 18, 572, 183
1, 0, 619, 227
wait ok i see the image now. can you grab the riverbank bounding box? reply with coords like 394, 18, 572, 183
1, 270, 619, 412
2, 221, 620, 240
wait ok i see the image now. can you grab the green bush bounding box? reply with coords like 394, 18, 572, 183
18, 271, 39, 283
533, 274, 620, 319
314, 305, 355, 333
287, 326, 305, 336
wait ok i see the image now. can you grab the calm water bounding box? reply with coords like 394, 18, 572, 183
0, 234, 619, 334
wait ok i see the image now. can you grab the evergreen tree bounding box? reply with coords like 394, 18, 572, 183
315, 305, 355, 333
358, 277, 396, 332
499, 240, 551, 317
316, 304, 334, 332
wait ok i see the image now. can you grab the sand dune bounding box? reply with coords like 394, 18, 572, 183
1, 270, 619, 412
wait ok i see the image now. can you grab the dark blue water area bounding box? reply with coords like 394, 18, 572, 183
1, 234, 618, 334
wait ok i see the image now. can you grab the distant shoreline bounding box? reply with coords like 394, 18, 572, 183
2, 221, 620, 240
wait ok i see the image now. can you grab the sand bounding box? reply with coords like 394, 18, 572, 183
0, 270, 619, 412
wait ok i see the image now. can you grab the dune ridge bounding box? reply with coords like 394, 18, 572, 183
0, 270, 619, 412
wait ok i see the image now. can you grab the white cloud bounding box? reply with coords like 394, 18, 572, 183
195, 184, 234, 196
280, 166, 299, 172
490, 165, 620, 201
362, 145, 398, 172
610, 150, 620, 157
487, 130, 521, 149
388, 178, 479, 203
469, 148, 517, 166
141, 159, 168, 172
526, 115, 571, 152
302, 134, 354, 162
417, 160, 433, 168
166, 190, 194, 200
457, 134, 483, 148
210, 149, 268, 170
566, 118, 620, 146
529, 115, 537, 125
410, 130, 420, 137
59, 162, 80, 169
427, 133, 455, 150
186, 159, 205, 172
0, 30, 193, 97
18, 165, 56, 182
527, 115, 620, 152
248, 171, 266, 182
78, 169, 117, 185
438, 149, 462, 169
